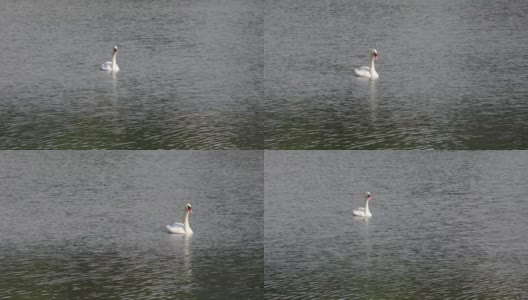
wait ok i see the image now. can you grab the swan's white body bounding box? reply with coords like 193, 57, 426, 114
353, 192, 372, 217
167, 203, 193, 235
354, 49, 378, 79
101, 46, 120, 71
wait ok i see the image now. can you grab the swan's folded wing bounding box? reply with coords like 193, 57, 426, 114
167, 223, 185, 234
354, 67, 371, 77
353, 207, 365, 216
101, 62, 112, 71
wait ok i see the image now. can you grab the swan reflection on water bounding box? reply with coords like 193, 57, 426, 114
111, 70, 117, 92
167, 233, 193, 281
354, 72, 379, 121
368, 79, 378, 121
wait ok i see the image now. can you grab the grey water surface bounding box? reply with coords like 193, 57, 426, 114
265, 151, 528, 299
0, 151, 263, 299
0, 0, 263, 149
264, 0, 528, 149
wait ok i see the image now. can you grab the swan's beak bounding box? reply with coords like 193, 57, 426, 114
188, 208, 192, 214
373, 53, 378, 61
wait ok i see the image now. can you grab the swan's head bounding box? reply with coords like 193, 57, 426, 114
365, 192, 372, 200
371, 49, 378, 61
113, 46, 118, 53
185, 203, 192, 214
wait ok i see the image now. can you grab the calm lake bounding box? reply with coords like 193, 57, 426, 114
0, 0, 263, 149
265, 151, 528, 299
264, 0, 528, 149
0, 151, 263, 299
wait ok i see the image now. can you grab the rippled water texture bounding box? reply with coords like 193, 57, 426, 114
265, 0, 528, 149
0, 0, 263, 149
265, 151, 528, 299
0, 151, 263, 299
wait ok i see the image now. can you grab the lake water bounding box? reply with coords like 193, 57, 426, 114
0, 151, 263, 299
264, 0, 528, 149
3, 1, 528, 150
265, 151, 528, 299
0, 0, 263, 149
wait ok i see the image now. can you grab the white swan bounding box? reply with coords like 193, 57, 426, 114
354, 49, 378, 79
100, 46, 120, 71
167, 203, 193, 235
353, 192, 373, 217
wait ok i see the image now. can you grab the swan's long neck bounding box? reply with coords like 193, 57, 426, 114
184, 211, 192, 233
370, 56, 376, 76
365, 198, 371, 215
112, 51, 117, 70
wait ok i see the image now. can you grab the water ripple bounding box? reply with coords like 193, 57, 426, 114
265, 151, 528, 299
